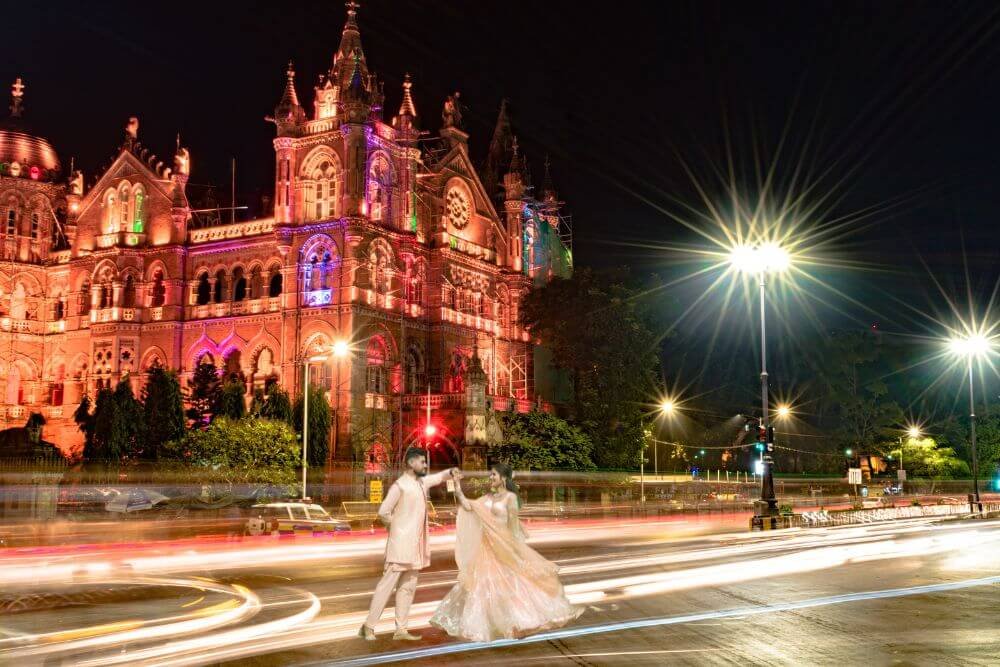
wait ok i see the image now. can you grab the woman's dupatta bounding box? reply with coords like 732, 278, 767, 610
453, 495, 559, 595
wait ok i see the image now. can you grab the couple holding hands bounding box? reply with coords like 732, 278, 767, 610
360, 447, 582, 643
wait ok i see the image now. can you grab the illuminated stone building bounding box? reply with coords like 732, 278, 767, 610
0, 2, 572, 463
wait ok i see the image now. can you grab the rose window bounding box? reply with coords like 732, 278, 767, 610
446, 188, 471, 229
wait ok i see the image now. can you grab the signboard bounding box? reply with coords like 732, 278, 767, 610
848, 468, 862, 485
369, 479, 383, 504
897, 469, 907, 481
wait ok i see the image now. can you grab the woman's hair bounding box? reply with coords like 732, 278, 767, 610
490, 463, 518, 495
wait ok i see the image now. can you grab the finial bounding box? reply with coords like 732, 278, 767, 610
286, 59, 295, 80
346, 0, 360, 20
10, 77, 24, 118
126, 117, 139, 140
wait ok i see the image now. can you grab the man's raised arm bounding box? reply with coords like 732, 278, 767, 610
421, 467, 457, 490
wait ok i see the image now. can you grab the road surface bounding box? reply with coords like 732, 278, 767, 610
1, 514, 998, 666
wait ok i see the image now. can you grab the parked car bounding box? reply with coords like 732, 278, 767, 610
246, 502, 350, 536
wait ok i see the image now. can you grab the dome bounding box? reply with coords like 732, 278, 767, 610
0, 77, 61, 182
0, 129, 61, 180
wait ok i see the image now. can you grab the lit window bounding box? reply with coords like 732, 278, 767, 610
133, 189, 145, 232
30, 212, 39, 239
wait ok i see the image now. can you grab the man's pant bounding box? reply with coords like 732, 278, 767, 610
364, 566, 420, 630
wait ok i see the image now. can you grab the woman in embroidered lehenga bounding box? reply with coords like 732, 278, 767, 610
429, 463, 583, 642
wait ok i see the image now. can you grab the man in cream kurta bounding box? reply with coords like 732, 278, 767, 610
360, 447, 456, 641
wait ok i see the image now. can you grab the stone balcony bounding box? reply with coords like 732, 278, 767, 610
188, 218, 276, 244
96, 231, 146, 248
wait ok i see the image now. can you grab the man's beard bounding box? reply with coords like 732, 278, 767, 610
415, 469, 428, 477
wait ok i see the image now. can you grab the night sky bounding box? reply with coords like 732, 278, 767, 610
8, 1, 1000, 340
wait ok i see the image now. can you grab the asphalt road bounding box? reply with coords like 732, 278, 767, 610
2, 514, 998, 666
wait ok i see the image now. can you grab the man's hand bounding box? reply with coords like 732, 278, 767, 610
450, 467, 463, 480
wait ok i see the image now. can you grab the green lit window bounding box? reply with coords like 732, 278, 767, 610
132, 190, 145, 232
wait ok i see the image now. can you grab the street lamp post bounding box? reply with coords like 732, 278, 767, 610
330, 340, 350, 462
965, 360, 982, 512
949, 334, 989, 513
303, 354, 329, 501
730, 243, 789, 517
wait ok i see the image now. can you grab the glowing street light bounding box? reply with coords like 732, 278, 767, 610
776, 404, 791, 419
332, 339, 351, 358
948, 333, 993, 511
659, 399, 675, 414
729, 240, 792, 517
906, 426, 921, 440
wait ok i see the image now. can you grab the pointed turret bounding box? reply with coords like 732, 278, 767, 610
481, 99, 512, 201
541, 155, 556, 203
503, 136, 525, 271
397, 74, 417, 119
274, 60, 305, 132
508, 135, 522, 177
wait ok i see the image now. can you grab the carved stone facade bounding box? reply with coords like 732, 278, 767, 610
0, 3, 572, 462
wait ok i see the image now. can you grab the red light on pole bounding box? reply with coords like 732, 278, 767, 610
424, 423, 437, 438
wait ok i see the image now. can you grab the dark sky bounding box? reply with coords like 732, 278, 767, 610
8, 1, 1000, 337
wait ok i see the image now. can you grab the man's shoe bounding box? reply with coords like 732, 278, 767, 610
392, 629, 422, 641
358, 624, 376, 641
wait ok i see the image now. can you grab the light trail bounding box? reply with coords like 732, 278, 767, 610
0, 576, 261, 661
64, 522, 999, 666
4, 518, 998, 665
315, 574, 1000, 666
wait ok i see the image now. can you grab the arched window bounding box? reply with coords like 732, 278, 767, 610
122, 275, 136, 308
196, 273, 211, 305
11, 283, 27, 320
50, 362, 65, 406
99, 282, 112, 309
30, 212, 39, 239
367, 156, 392, 222
151, 271, 166, 307
232, 267, 247, 301
213, 269, 227, 303
368, 240, 393, 295
5, 198, 17, 236
118, 183, 130, 232
249, 267, 262, 300
366, 336, 388, 394
79, 280, 91, 315
405, 347, 424, 394
102, 189, 116, 233
53, 298, 65, 320
132, 186, 145, 232
268, 268, 282, 297
309, 160, 338, 221
449, 352, 466, 393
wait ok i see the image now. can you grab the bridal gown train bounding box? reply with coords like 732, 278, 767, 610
430, 492, 583, 642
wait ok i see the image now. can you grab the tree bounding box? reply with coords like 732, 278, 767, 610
165, 417, 300, 492
810, 330, 904, 454
187, 361, 222, 426
521, 267, 662, 469
260, 385, 294, 424
878, 436, 970, 479
90, 387, 116, 461
294, 384, 331, 467
142, 366, 186, 460
490, 411, 596, 471
74, 394, 96, 455
108, 377, 144, 462
219, 379, 247, 420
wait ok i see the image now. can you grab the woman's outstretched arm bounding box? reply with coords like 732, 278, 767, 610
453, 476, 473, 512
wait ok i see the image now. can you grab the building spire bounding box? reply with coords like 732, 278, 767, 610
509, 135, 521, 174
541, 154, 557, 202
335, 1, 366, 68
9, 77, 24, 118
274, 61, 305, 129
398, 73, 417, 118
282, 60, 300, 108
